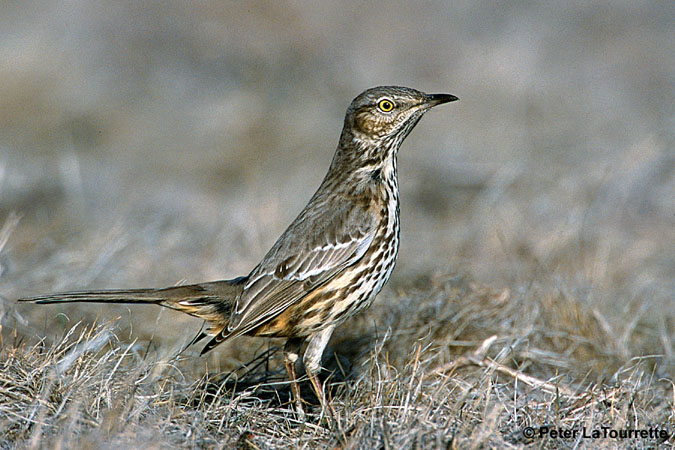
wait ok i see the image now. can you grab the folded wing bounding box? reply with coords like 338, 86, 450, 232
227, 200, 376, 336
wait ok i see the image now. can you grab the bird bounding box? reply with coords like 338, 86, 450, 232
18, 86, 458, 417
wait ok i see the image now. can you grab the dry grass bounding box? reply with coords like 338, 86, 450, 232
1, 1, 673, 448
2, 271, 672, 449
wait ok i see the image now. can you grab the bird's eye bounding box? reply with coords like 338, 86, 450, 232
377, 99, 395, 112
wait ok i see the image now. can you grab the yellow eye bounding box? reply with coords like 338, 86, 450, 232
377, 99, 394, 112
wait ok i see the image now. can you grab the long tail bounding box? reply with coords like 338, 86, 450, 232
18, 276, 248, 354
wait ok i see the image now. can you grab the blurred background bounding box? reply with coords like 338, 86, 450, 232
1, 1, 672, 361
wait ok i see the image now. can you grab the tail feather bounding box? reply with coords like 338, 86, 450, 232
18, 276, 248, 353
201, 330, 232, 355
19, 288, 172, 304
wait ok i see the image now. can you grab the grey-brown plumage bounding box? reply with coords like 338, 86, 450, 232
19, 86, 458, 416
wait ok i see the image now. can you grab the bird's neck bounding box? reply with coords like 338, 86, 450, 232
327, 133, 400, 196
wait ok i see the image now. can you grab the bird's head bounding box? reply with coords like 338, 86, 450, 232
343, 86, 458, 149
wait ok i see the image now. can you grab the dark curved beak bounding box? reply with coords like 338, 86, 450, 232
425, 93, 459, 106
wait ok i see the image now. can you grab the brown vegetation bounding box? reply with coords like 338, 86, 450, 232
1, 1, 672, 448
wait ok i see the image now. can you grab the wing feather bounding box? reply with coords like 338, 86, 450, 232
228, 200, 376, 333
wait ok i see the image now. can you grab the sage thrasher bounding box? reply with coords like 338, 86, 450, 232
19, 86, 458, 416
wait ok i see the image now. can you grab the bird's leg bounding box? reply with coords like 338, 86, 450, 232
303, 325, 338, 420
283, 338, 305, 419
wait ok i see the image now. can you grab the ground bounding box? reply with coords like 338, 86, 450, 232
0, 1, 673, 448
